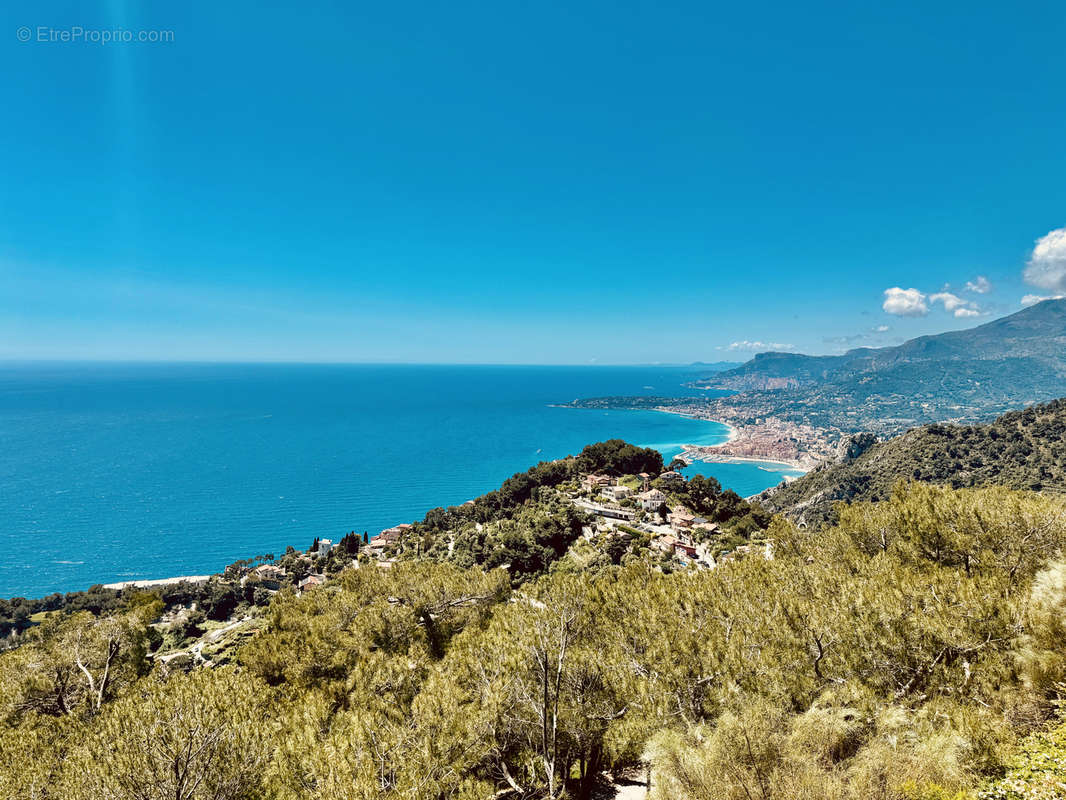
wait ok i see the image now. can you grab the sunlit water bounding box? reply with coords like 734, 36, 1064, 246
0, 363, 802, 597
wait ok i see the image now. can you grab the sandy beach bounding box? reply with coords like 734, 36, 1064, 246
651, 408, 807, 470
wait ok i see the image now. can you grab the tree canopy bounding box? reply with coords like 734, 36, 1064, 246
7, 482, 1066, 798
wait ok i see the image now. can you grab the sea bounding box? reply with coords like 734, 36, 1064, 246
0, 363, 804, 598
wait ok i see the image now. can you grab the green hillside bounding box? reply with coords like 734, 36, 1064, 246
762, 398, 1066, 526
6, 483, 1066, 799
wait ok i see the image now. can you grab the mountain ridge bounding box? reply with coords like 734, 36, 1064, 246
707, 298, 1066, 392
692, 299, 1066, 432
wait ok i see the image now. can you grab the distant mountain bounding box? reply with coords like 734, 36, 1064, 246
711, 298, 1066, 390
705, 352, 853, 390
698, 299, 1066, 432
760, 397, 1066, 527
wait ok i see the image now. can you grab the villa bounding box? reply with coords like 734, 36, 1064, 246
639, 489, 666, 512
672, 540, 698, 561
378, 523, 413, 543
669, 510, 696, 531
252, 564, 286, 587
584, 474, 613, 490
298, 574, 325, 591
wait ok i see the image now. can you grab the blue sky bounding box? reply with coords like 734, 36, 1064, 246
2, 0, 1065, 364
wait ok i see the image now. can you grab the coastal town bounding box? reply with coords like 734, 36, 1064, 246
664, 408, 839, 470
560, 396, 843, 471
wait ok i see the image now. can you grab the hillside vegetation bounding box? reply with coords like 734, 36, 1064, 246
6, 482, 1066, 799
763, 398, 1066, 526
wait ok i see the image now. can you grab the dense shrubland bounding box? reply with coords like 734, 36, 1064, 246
5, 480, 1066, 798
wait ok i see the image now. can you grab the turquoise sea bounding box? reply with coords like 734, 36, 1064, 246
0, 364, 803, 598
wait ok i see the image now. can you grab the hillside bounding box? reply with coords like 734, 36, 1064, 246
6, 483, 1066, 800
695, 299, 1066, 432
761, 397, 1066, 526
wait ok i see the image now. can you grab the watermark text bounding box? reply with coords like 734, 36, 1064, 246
17, 25, 174, 44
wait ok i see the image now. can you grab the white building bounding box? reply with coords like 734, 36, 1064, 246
639, 489, 666, 512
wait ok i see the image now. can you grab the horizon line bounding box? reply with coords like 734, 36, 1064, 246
0, 357, 744, 369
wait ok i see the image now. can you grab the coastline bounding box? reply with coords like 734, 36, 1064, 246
650, 406, 810, 472
13, 391, 792, 600
23, 416, 788, 600
101, 575, 212, 590
718, 420, 739, 444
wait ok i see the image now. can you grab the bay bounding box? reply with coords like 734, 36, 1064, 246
0, 363, 802, 597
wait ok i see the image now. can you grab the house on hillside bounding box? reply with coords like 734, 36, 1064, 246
584, 474, 613, 491
378, 524, 412, 544
254, 563, 285, 580
653, 533, 716, 569
669, 510, 696, 531
252, 564, 286, 589
659, 470, 684, 484
298, 574, 325, 591
652, 534, 678, 554
602, 485, 633, 501
317, 538, 335, 556
639, 489, 666, 512
672, 540, 698, 562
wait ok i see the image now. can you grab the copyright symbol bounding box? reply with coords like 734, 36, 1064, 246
16, 26, 31, 42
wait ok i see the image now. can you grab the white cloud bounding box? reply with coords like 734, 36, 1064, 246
1024, 227, 1066, 291
929, 291, 967, 311
929, 291, 982, 317
964, 275, 992, 294
872, 324, 890, 333
1021, 293, 1065, 307
882, 287, 929, 317
882, 286, 985, 318
719, 340, 795, 352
